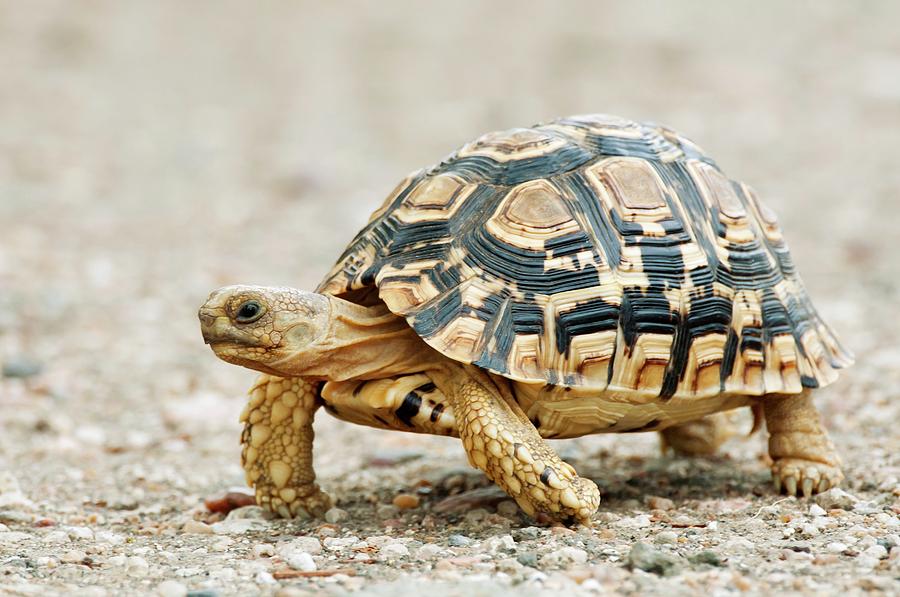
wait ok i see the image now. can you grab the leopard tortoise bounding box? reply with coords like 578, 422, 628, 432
199, 114, 852, 525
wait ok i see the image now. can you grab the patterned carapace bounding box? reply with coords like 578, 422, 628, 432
319, 114, 851, 399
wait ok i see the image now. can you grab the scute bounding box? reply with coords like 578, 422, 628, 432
318, 114, 852, 398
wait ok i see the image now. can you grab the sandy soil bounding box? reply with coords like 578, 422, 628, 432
1, 1, 898, 595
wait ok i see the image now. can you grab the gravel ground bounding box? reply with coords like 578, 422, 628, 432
1, 1, 899, 595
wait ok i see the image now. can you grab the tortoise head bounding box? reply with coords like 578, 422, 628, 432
199, 285, 331, 375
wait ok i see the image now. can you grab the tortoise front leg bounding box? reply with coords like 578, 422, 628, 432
434, 366, 600, 525
240, 375, 332, 518
764, 391, 843, 497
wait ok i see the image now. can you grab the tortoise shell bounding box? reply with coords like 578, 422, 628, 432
318, 114, 851, 399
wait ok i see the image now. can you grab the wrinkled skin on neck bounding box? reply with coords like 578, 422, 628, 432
199, 285, 444, 381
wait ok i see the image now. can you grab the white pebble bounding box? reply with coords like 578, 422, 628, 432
60, 550, 87, 563
484, 534, 516, 553
324, 507, 349, 524
380, 543, 410, 559
286, 535, 323, 554
95, 531, 125, 545
42, 530, 70, 543
255, 571, 277, 585
252, 543, 275, 558
809, 504, 827, 517
826, 542, 848, 553
156, 580, 187, 597
856, 555, 879, 569
182, 520, 214, 534
863, 545, 888, 559
323, 536, 357, 550
615, 514, 652, 528
127, 556, 149, 577
416, 543, 442, 560
875, 512, 899, 527
724, 537, 755, 552
541, 546, 588, 566
209, 567, 236, 580
285, 551, 316, 572
64, 526, 93, 540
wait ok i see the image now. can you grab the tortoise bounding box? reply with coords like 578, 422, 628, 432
199, 114, 852, 524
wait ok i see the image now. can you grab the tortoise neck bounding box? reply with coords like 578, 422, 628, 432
296, 296, 444, 381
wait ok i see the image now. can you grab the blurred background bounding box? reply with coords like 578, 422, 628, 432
0, 0, 898, 590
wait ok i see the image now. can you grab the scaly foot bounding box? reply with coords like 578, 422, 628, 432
436, 366, 600, 525
764, 391, 843, 498
240, 375, 332, 518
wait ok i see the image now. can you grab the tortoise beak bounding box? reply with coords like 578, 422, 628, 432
198, 307, 226, 344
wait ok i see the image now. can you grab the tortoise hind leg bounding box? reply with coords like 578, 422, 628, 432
432, 365, 601, 525
658, 411, 744, 456
240, 375, 332, 518
764, 390, 843, 497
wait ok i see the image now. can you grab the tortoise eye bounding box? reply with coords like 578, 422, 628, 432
235, 300, 264, 323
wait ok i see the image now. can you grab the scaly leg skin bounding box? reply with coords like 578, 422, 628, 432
440, 367, 601, 525
659, 412, 741, 456
239, 375, 332, 518
764, 391, 843, 498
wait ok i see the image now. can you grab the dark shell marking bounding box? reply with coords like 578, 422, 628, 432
319, 114, 851, 398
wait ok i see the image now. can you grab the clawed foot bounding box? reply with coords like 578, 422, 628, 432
255, 483, 333, 519
771, 458, 843, 498
510, 463, 601, 526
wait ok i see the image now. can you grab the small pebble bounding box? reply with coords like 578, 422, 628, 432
380, 543, 410, 558
287, 536, 323, 554
65, 526, 93, 540
654, 531, 678, 544
127, 556, 150, 576
252, 543, 275, 558
862, 545, 888, 560
809, 503, 827, 517
647, 496, 675, 511
540, 547, 588, 567
416, 543, 442, 560
688, 550, 723, 567
856, 555, 879, 569
2, 357, 43, 378
826, 542, 848, 554
324, 507, 349, 524
182, 520, 214, 534
285, 551, 316, 572
814, 488, 858, 510
496, 500, 520, 518
42, 530, 69, 543
448, 534, 472, 547
376, 504, 399, 519
392, 493, 420, 510
724, 537, 755, 552
224, 505, 272, 520
626, 542, 682, 576
156, 580, 188, 597
60, 550, 87, 564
